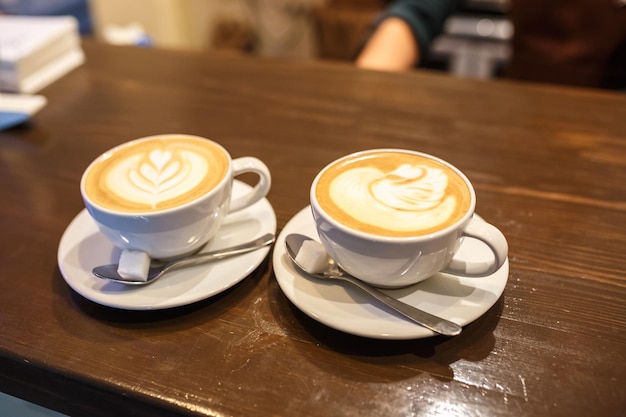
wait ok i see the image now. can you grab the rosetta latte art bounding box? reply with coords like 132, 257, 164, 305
84, 136, 228, 213
106, 149, 208, 209
329, 163, 457, 233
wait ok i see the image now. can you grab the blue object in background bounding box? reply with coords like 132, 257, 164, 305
0, 95, 47, 131
0, 0, 92, 34
0, 111, 30, 129
0, 392, 68, 417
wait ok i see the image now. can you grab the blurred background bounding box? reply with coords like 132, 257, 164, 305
0, 0, 512, 81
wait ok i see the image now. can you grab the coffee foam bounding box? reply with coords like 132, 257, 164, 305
84, 136, 229, 213
316, 151, 472, 237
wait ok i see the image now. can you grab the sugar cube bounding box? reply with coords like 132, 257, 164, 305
117, 249, 151, 281
295, 240, 330, 274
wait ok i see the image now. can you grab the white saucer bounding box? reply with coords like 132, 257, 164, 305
273, 207, 509, 340
58, 181, 276, 310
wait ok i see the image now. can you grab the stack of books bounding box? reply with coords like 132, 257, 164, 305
0, 15, 85, 94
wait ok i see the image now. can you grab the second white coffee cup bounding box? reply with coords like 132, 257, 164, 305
81, 134, 271, 259
310, 149, 507, 288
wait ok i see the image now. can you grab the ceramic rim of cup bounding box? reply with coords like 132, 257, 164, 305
310, 148, 477, 243
80, 134, 233, 217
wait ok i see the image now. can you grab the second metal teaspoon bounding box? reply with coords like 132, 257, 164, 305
284, 233, 462, 336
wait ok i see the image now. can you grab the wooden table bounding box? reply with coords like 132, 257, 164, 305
1, 41, 624, 417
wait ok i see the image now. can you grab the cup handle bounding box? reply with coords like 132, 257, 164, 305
229, 157, 272, 212
442, 216, 508, 277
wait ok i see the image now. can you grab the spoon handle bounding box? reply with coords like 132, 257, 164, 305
163, 233, 275, 273
336, 275, 462, 336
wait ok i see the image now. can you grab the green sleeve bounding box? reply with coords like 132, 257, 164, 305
385, 0, 462, 63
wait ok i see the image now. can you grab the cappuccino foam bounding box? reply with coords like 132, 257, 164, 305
315, 151, 472, 237
84, 136, 229, 213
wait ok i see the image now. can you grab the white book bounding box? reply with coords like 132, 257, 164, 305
6, 46, 85, 94
0, 15, 84, 93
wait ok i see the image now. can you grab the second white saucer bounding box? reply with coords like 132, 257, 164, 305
273, 206, 509, 340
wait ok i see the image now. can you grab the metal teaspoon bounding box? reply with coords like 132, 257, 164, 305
92, 233, 275, 285
284, 234, 462, 336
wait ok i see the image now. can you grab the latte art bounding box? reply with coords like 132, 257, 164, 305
84, 136, 229, 213
316, 151, 472, 237
107, 149, 207, 209
370, 164, 447, 211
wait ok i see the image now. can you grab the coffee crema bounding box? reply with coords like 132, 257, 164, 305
83, 136, 229, 213
315, 151, 472, 237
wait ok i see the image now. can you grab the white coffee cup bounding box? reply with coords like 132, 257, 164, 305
81, 134, 271, 259
310, 149, 507, 288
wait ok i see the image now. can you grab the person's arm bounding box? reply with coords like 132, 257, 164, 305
356, 0, 461, 72
356, 17, 419, 71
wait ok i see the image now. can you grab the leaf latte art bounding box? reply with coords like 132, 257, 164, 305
316, 152, 472, 237
84, 136, 229, 213
109, 149, 208, 209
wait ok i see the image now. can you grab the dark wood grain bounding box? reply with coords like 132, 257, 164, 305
1, 40, 624, 417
